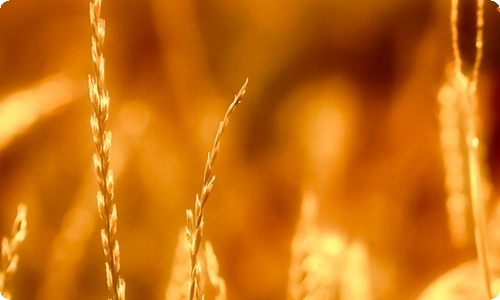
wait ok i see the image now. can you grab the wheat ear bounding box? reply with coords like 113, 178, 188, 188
0, 204, 27, 299
186, 78, 248, 300
88, 0, 125, 299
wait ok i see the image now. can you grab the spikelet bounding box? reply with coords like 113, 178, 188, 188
0, 204, 27, 299
186, 79, 247, 300
88, 0, 125, 298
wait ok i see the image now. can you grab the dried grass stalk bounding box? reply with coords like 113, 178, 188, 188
445, 0, 491, 297
39, 103, 149, 299
0, 204, 27, 299
88, 0, 125, 299
166, 233, 227, 300
186, 78, 248, 300
460, 0, 491, 298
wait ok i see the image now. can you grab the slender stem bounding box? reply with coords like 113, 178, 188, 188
450, 0, 491, 297
186, 79, 248, 300
467, 136, 492, 299
451, 0, 462, 73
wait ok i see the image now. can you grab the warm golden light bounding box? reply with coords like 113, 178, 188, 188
0, 0, 499, 299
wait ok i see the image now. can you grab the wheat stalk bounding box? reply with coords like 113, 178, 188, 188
88, 0, 125, 299
447, 0, 491, 298
464, 11, 492, 299
0, 204, 27, 299
438, 0, 470, 248
462, 0, 491, 298
166, 233, 227, 300
186, 78, 248, 300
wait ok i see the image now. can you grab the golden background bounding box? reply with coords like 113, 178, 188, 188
0, 0, 500, 299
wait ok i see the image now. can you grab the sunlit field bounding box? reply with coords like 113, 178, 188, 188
1, 0, 500, 299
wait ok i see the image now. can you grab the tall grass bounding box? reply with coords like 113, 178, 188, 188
0, 0, 499, 299
185, 79, 247, 300
437, 0, 492, 298
88, 0, 126, 298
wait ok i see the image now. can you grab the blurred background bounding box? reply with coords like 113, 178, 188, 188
1, 0, 500, 299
